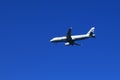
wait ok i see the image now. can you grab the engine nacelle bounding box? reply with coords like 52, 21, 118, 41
65, 42, 70, 46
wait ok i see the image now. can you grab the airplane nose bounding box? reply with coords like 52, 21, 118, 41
50, 39, 54, 42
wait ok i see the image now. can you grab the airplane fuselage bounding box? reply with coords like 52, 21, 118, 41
50, 34, 90, 42
50, 27, 95, 46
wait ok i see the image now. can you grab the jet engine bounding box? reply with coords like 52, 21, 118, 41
65, 42, 70, 46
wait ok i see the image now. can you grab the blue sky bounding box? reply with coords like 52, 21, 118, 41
0, 0, 120, 80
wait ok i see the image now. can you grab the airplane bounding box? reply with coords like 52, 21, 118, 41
50, 27, 95, 46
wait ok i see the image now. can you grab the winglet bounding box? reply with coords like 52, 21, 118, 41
70, 27, 72, 29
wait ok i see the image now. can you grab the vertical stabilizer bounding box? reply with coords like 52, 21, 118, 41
87, 27, 95, 37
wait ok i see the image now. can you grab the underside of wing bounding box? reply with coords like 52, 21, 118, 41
66, 27, 72, 41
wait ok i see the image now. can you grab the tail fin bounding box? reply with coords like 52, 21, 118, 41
87, 27, 95, 37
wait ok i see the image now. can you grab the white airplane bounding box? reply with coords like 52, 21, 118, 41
50, 27, 95, 46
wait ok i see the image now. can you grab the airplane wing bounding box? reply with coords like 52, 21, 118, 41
74, 42, 81, 46
66, 27, 72, 41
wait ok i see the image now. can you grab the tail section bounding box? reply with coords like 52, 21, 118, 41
87, 27, 95, 37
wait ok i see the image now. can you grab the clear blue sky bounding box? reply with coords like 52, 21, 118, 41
0, 0, 120, 80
